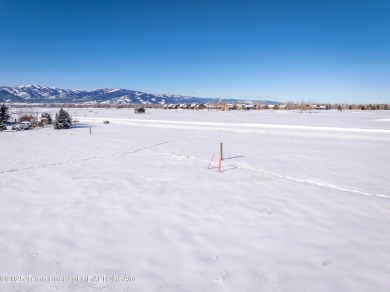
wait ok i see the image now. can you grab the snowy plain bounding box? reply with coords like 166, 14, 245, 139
0, 108, 389, 291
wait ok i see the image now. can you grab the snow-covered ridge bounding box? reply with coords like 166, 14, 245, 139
0, 84, 276, 105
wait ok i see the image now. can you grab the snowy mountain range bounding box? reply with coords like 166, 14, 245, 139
0, 85, 277, 105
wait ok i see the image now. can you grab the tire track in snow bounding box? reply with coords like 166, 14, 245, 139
79, 117, 390, 141
153, 152, 390, 200
0, 142, 168, 175
79, 117, 390, 134
78, 117, 390, 135
239, 165, 390, 200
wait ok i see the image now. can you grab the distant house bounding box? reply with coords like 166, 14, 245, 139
134, 107, 145, 114
220, 104, 232, 111
233, 104, 244, 110
243, 104, 256, 110
311, 104, 327, 110
226, 104, 234, 110
256, 103, 267, 110
164, 104, 176, 109
207, 104, 219, 110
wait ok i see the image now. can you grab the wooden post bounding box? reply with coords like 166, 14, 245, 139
220, 142, 223, 161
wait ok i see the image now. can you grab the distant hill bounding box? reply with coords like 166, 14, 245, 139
0, 85, 279, 105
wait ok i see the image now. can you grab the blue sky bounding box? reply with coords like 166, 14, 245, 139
0, 0, 389, 103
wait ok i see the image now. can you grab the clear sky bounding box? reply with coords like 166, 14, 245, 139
0, 0, 389, 103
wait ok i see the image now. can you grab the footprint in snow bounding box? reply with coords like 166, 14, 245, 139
376, 206, 390, 213
170, 155, 196, 160
215, 271, 231, 282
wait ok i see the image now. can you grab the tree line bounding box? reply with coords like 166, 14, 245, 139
0, 104, 72, 131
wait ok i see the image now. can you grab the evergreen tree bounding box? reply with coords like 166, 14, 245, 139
41, 112, 52, 124
54, 108, 72, 129
0, 103, 10, 130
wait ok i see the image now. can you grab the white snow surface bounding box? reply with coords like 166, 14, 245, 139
0, 109, 389, 291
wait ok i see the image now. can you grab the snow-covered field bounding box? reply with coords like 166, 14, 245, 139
1, 109, 389, 291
